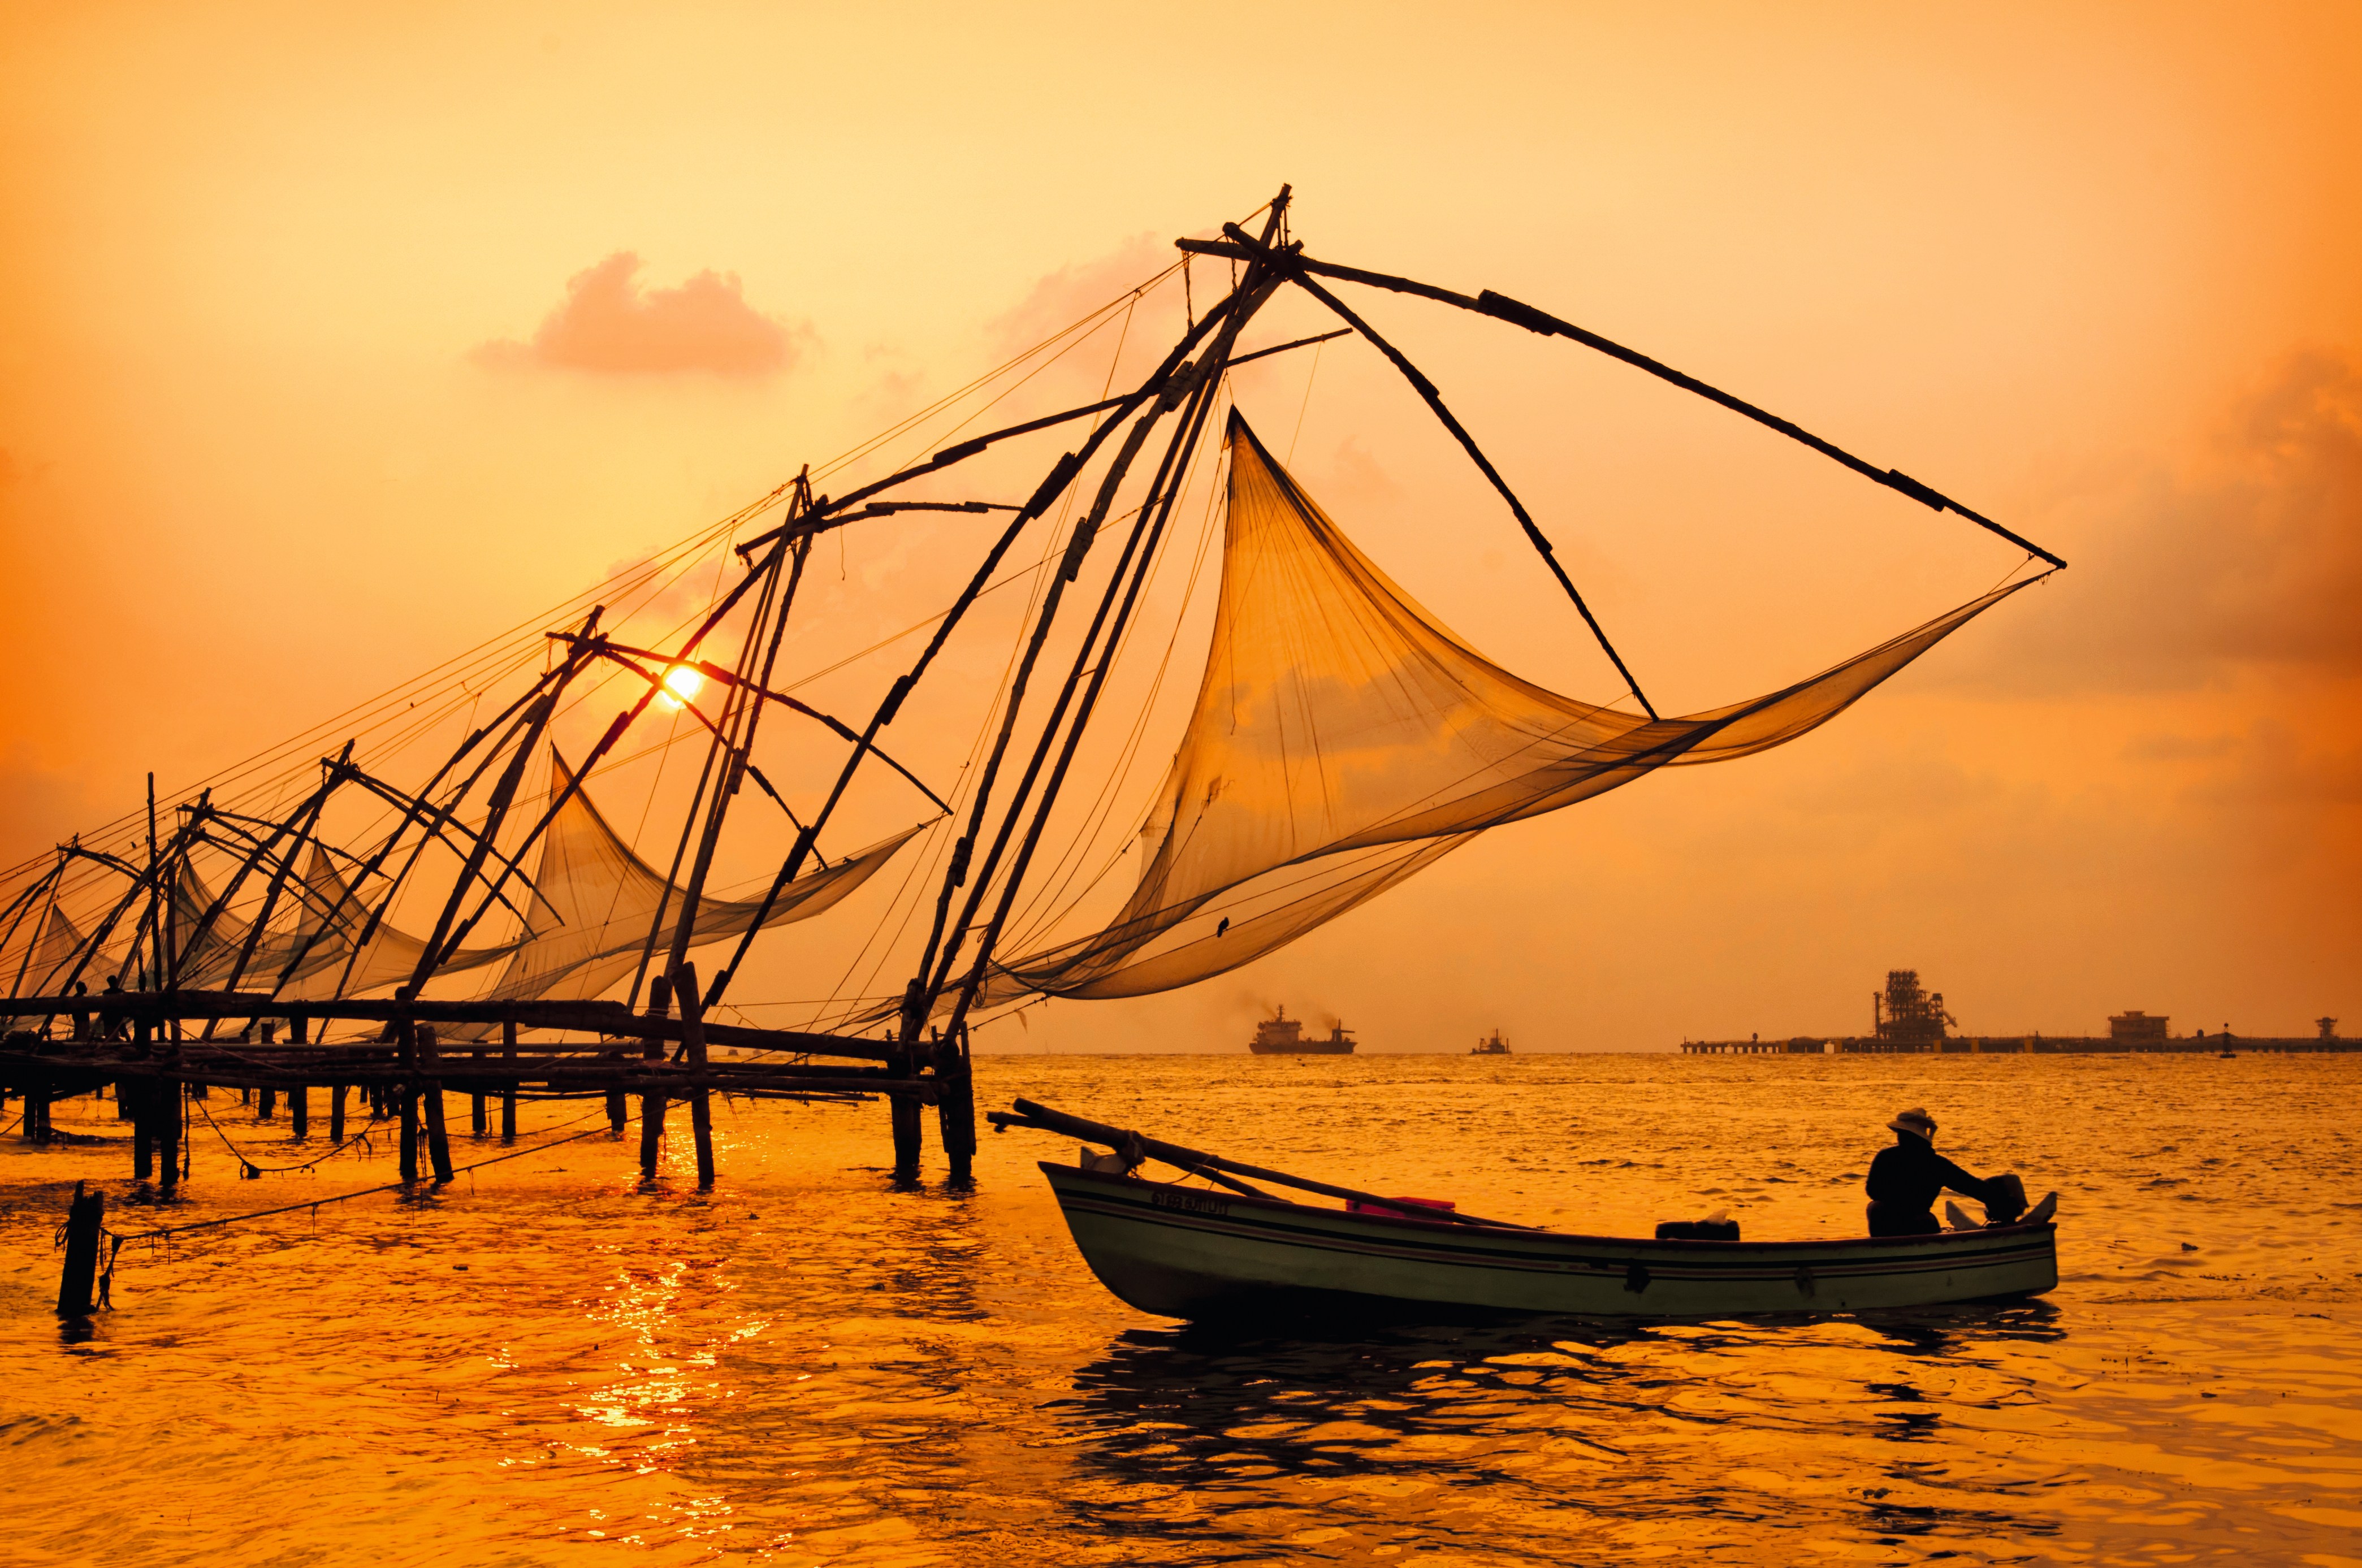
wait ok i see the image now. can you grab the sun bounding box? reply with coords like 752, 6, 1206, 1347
656, 665, 704, 709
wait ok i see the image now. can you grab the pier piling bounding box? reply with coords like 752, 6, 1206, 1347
937, 1029, 976, 1184
501, 1020, 519, 1144
157, 1086, 180, 1192
55, 1181, 103, 1317
418, 1026, 454, 1183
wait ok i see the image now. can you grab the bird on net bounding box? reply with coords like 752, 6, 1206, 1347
962, 410, 2039, 1010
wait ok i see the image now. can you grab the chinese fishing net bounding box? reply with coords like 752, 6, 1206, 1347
158, 753, 918, 1022
964, 411, 2035, 1009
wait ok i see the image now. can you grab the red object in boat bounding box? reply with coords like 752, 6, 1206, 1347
1347, 1196, 1457, 1219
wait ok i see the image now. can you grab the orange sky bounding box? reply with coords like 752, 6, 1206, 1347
2, 2, 2356, 1050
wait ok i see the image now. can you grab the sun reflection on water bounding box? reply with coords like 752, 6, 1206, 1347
2, 1055, 2357, 1565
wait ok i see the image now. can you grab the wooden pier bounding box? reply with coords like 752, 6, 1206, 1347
1, 982, 977, 1190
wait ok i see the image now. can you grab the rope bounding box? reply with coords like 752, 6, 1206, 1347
105, 1102, 621, 1248
195, 1094, 379, 1176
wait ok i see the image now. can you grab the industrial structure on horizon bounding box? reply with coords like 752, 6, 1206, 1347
1680, 970, 2351, 1054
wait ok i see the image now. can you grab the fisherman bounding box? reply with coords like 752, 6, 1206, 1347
1864, 1108, 2023, 1236
100, 973, 128, 1039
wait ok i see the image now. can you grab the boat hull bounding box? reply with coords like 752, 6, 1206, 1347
1246, 1039, 1355, 1054
1040, 1163, 2057, 1320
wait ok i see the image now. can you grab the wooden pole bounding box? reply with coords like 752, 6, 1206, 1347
55, 1182, 103, 1317
418, 1025, 454, 1184
259, 1085, 276, 1120
398, 1084, 419, 1184
330, 1082, 346, 1143
131, 1078, 153, 1179
290, 1081, 308, 1140
937, 1026, 976, 1184
676, 960, 716, 1189
157, 1081, 180, 1192
20, 1075, 44, 1145
637, 974, 669, 1179
503, 1019, 520, 1144
889, 1051, 923, 1181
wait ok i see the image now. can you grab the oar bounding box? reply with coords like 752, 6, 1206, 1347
991, 1098, 1537, 1230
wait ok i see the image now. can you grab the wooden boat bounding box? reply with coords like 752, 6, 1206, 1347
1040, 1164, 2056, 1319
997, 1101, 2057, 1321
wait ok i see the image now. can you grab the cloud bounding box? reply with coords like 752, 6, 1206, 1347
475, 253, 811, 376
986, 232, 1186, 392
1967, 350, 2362, 695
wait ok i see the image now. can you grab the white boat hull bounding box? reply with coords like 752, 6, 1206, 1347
1040, 1163, 2058, 1320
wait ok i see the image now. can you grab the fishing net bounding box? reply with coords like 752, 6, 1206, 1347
170, 855, 515, 998
443, 752, 923, 1025
1, 904, 113, 1020
967, 412, 2034, 1008
140, 753, 917, 1025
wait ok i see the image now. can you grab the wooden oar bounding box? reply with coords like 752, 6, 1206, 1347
992, 1098, 1537, 1230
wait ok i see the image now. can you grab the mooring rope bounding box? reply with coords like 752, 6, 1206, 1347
101, 1102, 624, 1251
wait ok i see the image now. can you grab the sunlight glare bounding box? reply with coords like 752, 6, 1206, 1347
657, 665, 703, 710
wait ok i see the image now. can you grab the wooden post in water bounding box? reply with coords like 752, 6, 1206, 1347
329, 1082, 346, 1144
937, 1025, 977, 1185
55, 1181, 103, 1317
637, 975, 670, 1180
398, 1083, 419, 1184
21, 1076, 45, 1145
418, 1025, 454, 1184
259, 1086, 275, 1120
157, 1081, 180, 1193
889, 1046, 924, 1181
131, 1078, 153, 1179
502, 1020, 520, 1145
676, 961, 716, 1189
290, 1081, 308, 1140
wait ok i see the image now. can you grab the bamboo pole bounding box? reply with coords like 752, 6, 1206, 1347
998, 1099, 1533, 1229
703, 289, 1259, 1016
941, 320, 1244, 1038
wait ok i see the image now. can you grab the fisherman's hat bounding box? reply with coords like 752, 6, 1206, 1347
1888, 1107, 1938, 1137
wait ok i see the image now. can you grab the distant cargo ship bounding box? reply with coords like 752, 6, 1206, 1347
1248, 1006, 1356, 1055
1471, 1028, 1510, 1055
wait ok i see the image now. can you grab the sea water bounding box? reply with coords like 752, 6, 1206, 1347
3, 1053, 2358, 1566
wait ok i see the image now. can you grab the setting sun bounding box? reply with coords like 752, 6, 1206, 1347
656, 664, 702, 709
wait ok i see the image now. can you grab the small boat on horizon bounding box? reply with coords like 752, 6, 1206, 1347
1471, 1028, 1510, 1055
991, 1099, 2060, 1322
